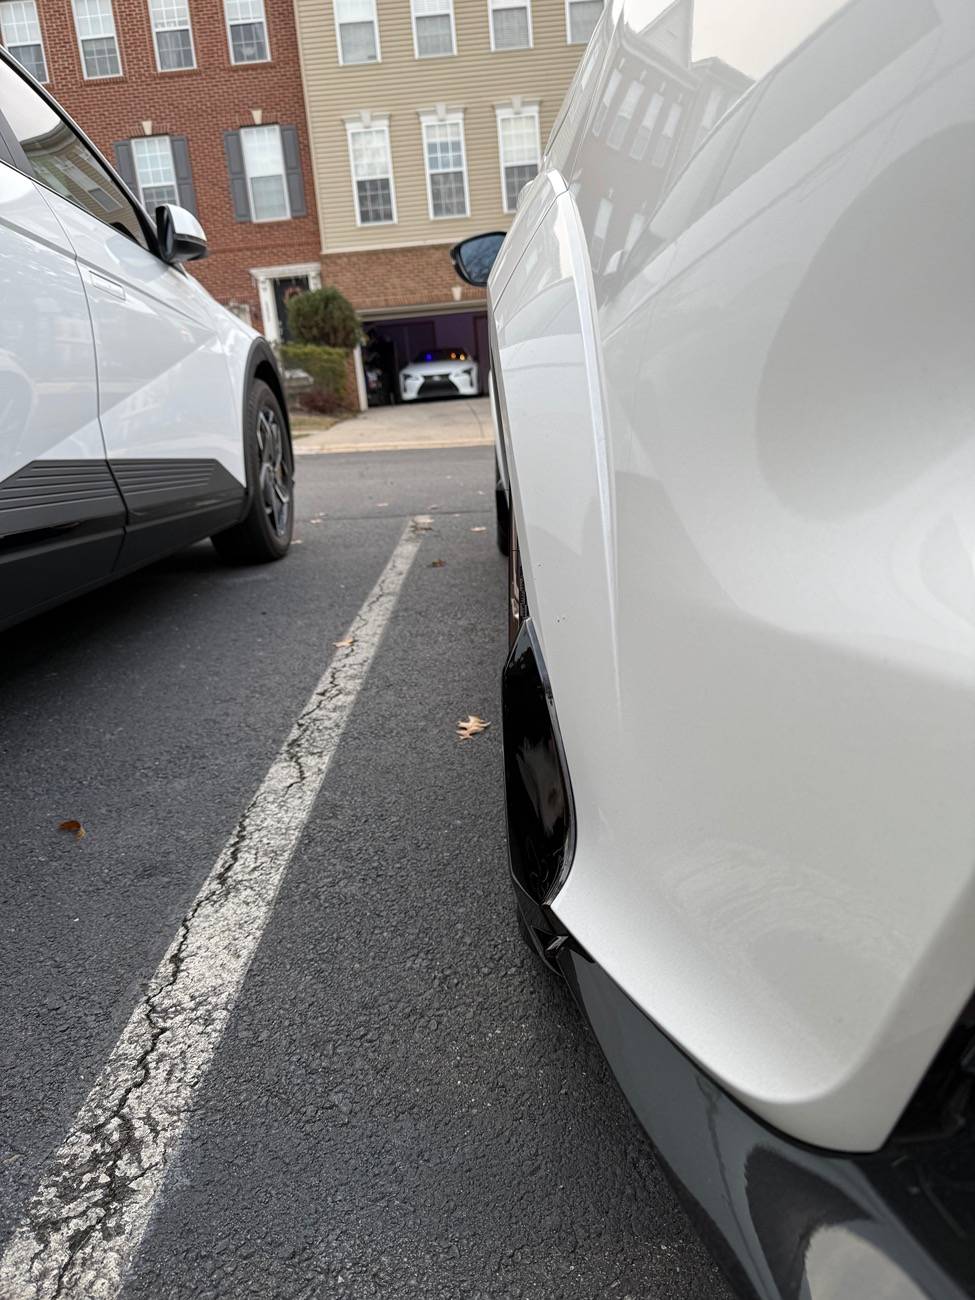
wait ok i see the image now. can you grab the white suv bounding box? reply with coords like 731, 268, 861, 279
454, 0, 975, 1295
0, 50, 293, 632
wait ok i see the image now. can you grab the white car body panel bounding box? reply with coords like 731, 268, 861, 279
492, 0, 975, 1151
42, 191, 245, 487
0, 159, 103, 479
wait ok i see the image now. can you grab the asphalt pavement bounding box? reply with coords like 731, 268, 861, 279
0, 447, 730, 1299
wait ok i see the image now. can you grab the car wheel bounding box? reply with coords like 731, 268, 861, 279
212, 380, 294, 565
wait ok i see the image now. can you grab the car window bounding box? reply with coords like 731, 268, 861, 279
0, 55, 149, 249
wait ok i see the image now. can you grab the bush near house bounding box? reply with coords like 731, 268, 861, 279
282, 286, 362, 413
287, 286, 362, 350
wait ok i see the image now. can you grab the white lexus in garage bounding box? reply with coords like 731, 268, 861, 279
0, 49, 293, 632
398, 348, 479, 402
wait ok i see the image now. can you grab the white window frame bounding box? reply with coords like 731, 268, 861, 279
345, 119, 397, 226
0, 0, 48, 82
224, 0, 270, 65
240, 124, 291, 224
148, 0, 195, 72
420, 111, 469, 221
496, 102, 540, 214
334, 0, 381, 66
564, 0, 602, 45
410, 0, 455, 59
131, 134, 179, 207
71, 0, 122, 80
488, 0, 532, 52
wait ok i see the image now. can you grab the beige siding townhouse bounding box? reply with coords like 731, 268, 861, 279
292, 0, 599, 387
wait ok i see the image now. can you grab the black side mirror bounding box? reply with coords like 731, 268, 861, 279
450, 232, 505, 287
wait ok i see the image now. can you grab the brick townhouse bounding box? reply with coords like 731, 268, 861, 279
0, 0, 322, 339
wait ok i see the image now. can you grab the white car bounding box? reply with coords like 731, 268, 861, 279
0, 50, 293, 632
398, 349, 478, 402
453, 0, 975, 1295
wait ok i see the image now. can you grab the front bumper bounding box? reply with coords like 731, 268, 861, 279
400, 371, 478, 401
503, 621, 975, 1300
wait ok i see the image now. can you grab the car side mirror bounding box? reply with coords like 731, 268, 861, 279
451, 232, 505, 287
156, 204, 208, 264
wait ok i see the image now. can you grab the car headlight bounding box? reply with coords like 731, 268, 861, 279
402, 372, 418, 382
459, 367, 474, 377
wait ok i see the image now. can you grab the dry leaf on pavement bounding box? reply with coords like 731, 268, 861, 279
431, 559, 446, 568
457, 715, 490, 741
334, 637, 354, 648
58, 820, 86, 841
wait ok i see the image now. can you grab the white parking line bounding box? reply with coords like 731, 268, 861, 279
0, 519, 426, 1300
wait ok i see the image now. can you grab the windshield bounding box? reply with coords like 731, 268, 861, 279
413, 349, 469, 363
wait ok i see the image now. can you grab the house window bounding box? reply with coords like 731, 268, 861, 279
695, 85, 725, 149
489, 0, 530, 51
132, 135, 178, 207
348, 123, 395, 223
411, 0, 453, 58
497, 105, 539, 212
241, 125, 289, 222
335, 0, 379, 64
71, 0, 121, 79
0, 0, 47, 81
422, 115, 468, 219
566, 0, 601, 44
148, 0, 194, 70
652, 100, 683, 168
629, 90, 663, 159
606, 79, 642, 150
591, 66, 620, 136
224, 0, 269, 63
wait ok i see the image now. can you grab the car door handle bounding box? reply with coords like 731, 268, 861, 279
88, 269, 126, 301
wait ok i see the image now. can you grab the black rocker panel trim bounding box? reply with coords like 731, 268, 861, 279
0, 459, 125, 540
552, 941, 975, 1300
110, 458, 245, 524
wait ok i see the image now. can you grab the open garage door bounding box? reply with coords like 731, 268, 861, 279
364, 310, 489, 401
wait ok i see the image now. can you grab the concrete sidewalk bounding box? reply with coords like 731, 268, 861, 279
294, 396, 493, 454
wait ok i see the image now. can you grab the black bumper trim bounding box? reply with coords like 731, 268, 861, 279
528, 925, 975, 1299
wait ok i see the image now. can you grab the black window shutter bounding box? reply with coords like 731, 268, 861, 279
280, 126, 307, 218
223, 130, 251, 222
113, 140, 138, 195
170, 135, 197, 215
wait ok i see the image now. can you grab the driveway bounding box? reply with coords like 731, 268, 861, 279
296, 396, 493, 454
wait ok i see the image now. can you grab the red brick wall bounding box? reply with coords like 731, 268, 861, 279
26, 0, 321, 326
322, 244, 487, 314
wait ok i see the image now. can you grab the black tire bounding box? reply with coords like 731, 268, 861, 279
212, 380, 294, 565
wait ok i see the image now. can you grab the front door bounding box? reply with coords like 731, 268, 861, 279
0, 61, 124, 623
273, 275, 310, 342
0, 62, 244, 568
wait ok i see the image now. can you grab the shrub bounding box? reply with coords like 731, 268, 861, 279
287, 287, 362, 350
280, 343, 349, 412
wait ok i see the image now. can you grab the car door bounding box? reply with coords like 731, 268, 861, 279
0, 59, 245, 569
0, 56, 124, 628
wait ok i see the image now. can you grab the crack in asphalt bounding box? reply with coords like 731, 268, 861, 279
0, 520, 424, 1300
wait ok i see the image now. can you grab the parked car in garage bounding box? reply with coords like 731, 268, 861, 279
453, 0, 975, 1294
0, 49, 293, 632
399, 349, 479, 402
